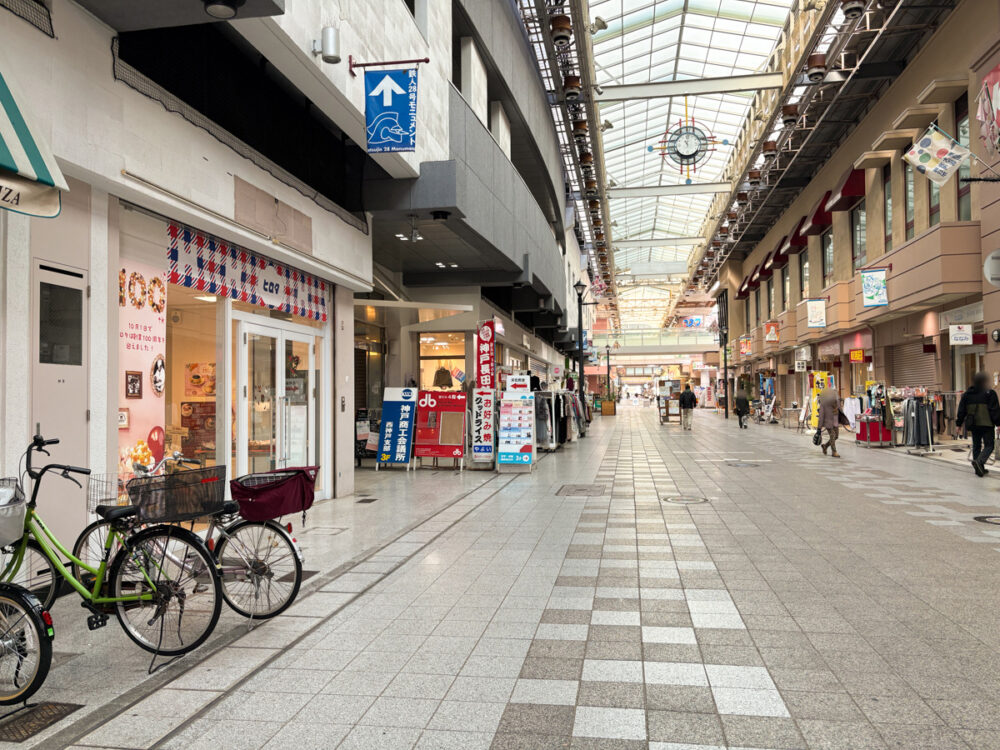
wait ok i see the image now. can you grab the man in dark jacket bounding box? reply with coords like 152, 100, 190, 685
734, 390, 750, 429
679, 385, 697, 430
957, 372, 1000, 477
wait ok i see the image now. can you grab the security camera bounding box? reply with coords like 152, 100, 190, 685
312, 27, 341, 65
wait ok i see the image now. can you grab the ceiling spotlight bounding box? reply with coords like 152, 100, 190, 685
203, 0, 245, 19
588, 16, 608, 34
600, 119, 614, 132
594, 84, 604, 96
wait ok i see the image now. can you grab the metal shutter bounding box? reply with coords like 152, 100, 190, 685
890, 342, 936, 387
528, 357, 548, 377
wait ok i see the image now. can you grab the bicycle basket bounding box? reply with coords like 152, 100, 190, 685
87, 473, 131, 513
230, 466, 318, 522
126, 465, 227, 524
0, 479, 26, 547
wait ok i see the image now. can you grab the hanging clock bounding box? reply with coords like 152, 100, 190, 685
648, 99, 725, 179
664, 124, 709, 168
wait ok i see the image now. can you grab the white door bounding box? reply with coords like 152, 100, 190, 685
31, 262, 89, 541
235, 320, 316, 478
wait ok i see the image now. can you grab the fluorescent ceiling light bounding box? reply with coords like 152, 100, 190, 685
194, 295, 217, 303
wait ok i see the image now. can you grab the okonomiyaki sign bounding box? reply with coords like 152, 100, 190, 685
167, 223, 328, 321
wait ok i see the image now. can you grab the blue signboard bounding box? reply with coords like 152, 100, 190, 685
365, 69, 418, 153
377, 387, 417, 465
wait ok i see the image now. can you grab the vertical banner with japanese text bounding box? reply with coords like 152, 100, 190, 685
118, 259, 168, 473
376, 387, 417, 465
475, 321, 495, 389
471, 388, 496, 462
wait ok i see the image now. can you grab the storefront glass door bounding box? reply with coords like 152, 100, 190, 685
236, 321, 315, 477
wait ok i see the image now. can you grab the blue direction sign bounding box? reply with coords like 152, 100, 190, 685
365, 69, 418, 153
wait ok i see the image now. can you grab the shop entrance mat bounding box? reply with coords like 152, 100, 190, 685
0, 702, 82, 742
556, 484, 607, 496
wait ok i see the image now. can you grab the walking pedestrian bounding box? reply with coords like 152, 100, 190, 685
679, 384, 697, 430
817, 388, 841, 458
957, 371, 1000, 477
734, 389, 750, 429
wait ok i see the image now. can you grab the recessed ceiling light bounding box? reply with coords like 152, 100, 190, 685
449, 263, 458, 268
203, 0, 244, 19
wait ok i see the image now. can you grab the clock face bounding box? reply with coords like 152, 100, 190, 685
675, 132, 702, 158
664, 124, 710, 167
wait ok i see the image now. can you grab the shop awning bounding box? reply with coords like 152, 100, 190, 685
783, 216, 809, 255
735, 275, 750, 300
756, 253, 775, 281
824, 168, 865, 213
0, 56, 68, 218
801, 191, 833, 236
747, 263, 762, 289
765, 236, 789, 272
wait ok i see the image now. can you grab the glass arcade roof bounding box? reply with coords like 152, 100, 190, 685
590, 0, 794, 326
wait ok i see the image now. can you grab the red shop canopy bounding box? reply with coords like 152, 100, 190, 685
765, 236, 789, 271
825, 168, 866, 213
800, 191, 833, 236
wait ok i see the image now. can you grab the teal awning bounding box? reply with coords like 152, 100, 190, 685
0, 66, 66, 189
0, 54, 67, 217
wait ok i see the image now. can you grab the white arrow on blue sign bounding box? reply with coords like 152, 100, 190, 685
365, 69, 418, 153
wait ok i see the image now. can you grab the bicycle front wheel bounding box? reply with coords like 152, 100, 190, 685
110, 526, 221, 656
215, 520, 302, 619
0, 585, 52, 705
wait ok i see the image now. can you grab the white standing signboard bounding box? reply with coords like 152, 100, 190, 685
497, 392, 534, 469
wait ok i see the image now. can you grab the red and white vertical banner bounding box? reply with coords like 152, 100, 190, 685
471, 388, 496, 462
475, 321, 495, 389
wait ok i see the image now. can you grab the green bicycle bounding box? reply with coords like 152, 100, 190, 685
0, 432, 222, 656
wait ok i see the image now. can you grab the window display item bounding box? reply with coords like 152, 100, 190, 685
432, 367, 454, 388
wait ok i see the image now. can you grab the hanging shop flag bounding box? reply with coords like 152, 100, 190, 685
977, 63, 1000, 156
904, 126, 970, 186
168, 224, 328, 321
414, 391, 467, 459
949, 324, 973, 345
763, 322, 779, 343
849, 348, 864, 363
376, 387, 417, 465
860, 268, 889, 307
475, 321, 496, 389
471, 388, 496, 462
365, 68, 418, 153
806, 299, 827, 328
498, 391, 534, 465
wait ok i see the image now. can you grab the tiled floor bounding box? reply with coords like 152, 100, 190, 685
42, 405, 1000, 748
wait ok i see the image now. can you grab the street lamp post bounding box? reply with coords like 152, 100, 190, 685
605, 344, 612, 401
720, 326, 729, 419
573, 280, 587, 415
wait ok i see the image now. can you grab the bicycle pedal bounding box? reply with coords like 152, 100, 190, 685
86, 613, 108, 631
